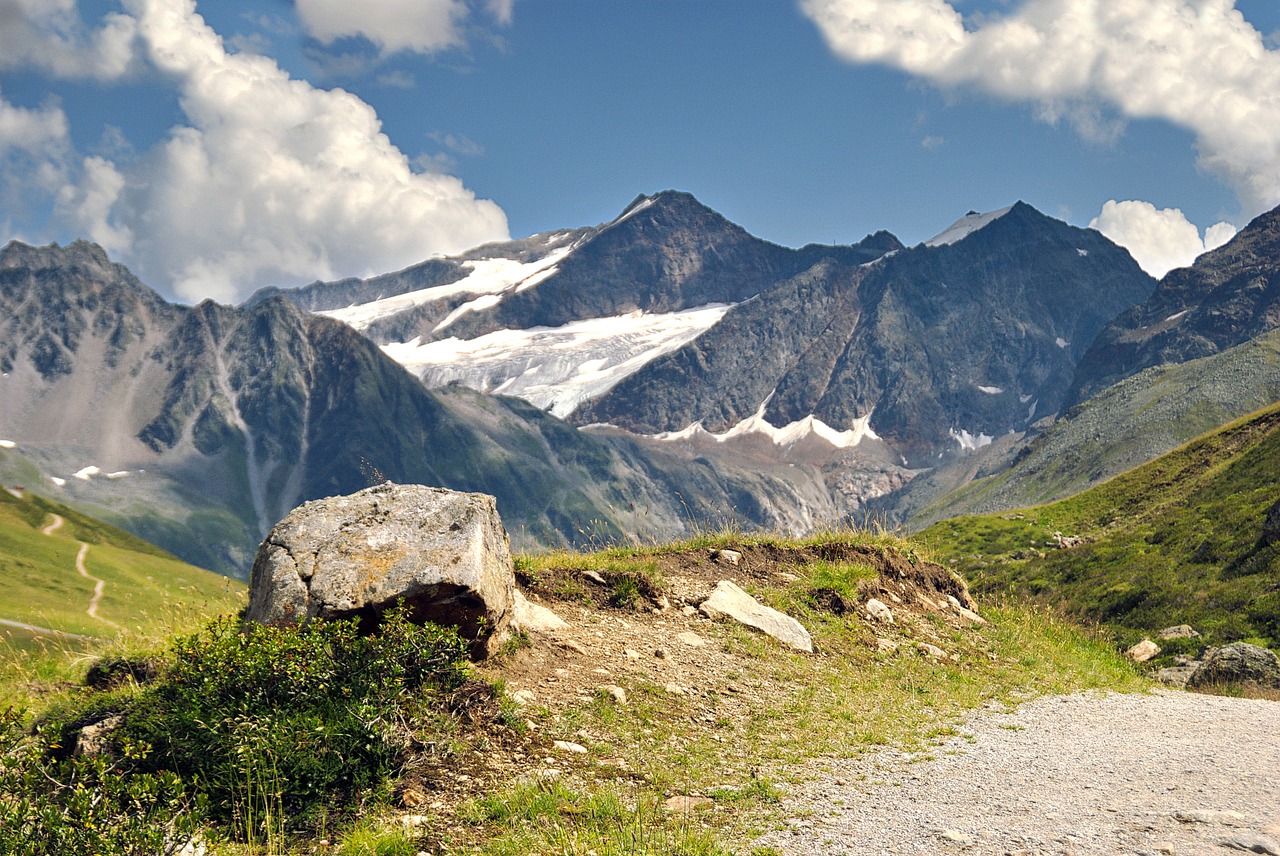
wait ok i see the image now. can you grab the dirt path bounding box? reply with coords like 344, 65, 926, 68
762, 690, 1280, 856
41, 513, 118, 629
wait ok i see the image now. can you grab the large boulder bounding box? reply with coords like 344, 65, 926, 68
1186, 642, 1280, 690
246, 483, 514, 658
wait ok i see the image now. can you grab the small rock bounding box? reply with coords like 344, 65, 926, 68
876, 637, 899, 653
399, 815, 431, 828
1126, 639, 1161, 663
1150, 842, 1177, 854
950, 603, 987, 625
865, 598, 894, 624
917, 643, 946, 659
510, 689, 536, 707
664, 795, 713, 812
777, 572, 799, 583
681, 604, 698, 617
654, 647, 670, 659
711, 549, 742, 566
511, 588, 569, 633
74, 716, 122, 757
558, 638, 588, 655
665, 682, 687, 695
553, 740, 587, 754
1156, 624, 1200, 640
700, 580, 814, 652
598, 757, 630, 769
677, 631, 705, 647
599, 685, 628, 705
654, 595, 671, 612
624, 648, 641, 659
583, 570, 607, 585
1175, 809, 1246, 825
1222, 833, 1280, 855
1156, 664, 1199, 687
940, 828, 974, 845
946, 595, 962, 610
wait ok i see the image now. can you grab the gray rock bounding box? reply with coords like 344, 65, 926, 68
1156, 664, 1199, 687
917, 642, 946, 659
1223, 833, 1280, 854
865, 598, 894, 623
74, 715, 122, 757
245, 483, 514, 658
711, 548, 742, 566
1156, 624, 1201, 640
699, 580, 813, 652
1187, 642, 1280, 689
1264, 497, 1280, 546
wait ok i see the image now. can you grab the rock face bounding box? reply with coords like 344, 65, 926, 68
699, 580, 813, 652
1186, 642, 1280, 689
246, 483, 515, 657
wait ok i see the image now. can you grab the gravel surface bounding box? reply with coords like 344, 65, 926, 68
761, 690, 1280, 856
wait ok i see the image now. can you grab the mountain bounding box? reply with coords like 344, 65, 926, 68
0, 240, 845, 575
255, 191, 901, 419
1069, 203, 1280, 404
574, 201, 1156, 464
922, 401, 1280, 648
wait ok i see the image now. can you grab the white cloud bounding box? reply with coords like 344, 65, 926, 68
1089, 199, 1236, 279
41, 0, 509, 304
0, 90, 68, 154
801, 0, 1280, 217
0, 0, 139, 79
295, 0, 512, 55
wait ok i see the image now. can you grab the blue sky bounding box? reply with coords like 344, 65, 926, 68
1, 0, 1278, 303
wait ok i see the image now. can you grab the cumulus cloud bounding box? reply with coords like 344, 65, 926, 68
295, 0, 512, 55
0, 90, 68, 154
1089, 199, 1237, 279
0, 0, 139, 79
38, 0, 509, 304
800, 0, 1280, 217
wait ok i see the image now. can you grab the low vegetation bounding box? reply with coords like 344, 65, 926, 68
1, 525, 1146, 855
922, 402, 1280, 651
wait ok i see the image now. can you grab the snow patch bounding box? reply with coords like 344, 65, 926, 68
976, 385, 1003, 395
606, 195, 657, 229
1019, 394, 1033, 403
1027, 399, 1038, 421
654, 402, 878, 450
950, 428, 993, 451
1165, 310, 1188, 322
1055, 337, 1070, 349
72, 466, 100, 481
320, 244, 576, 331
49, 476, 66, 487
1077, 248, 1089, 257
925, 206, 1014, 247
384, 303, 734, 418
432, 293, 504, 333
0, 440, 15, 449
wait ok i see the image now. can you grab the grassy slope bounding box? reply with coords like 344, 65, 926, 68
920, 402, 1280, 649
905, 330, 1280, 529
0, 487, 246, 641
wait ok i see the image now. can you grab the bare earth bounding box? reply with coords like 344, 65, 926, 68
762, 690, 1280, 856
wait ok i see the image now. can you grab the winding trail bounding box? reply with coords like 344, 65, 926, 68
762, 690, 1280, 856
41, 513, 119, 630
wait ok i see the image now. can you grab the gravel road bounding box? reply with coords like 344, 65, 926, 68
761, 690, 1280, 856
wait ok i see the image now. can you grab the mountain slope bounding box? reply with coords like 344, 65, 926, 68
0, 240, 850, 575
575, 202, 1156, 463
922, 402, 1280, 647
1069, 203, 1280, 404
0, 483, 245, 639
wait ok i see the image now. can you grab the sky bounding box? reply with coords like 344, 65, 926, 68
1, 0, 1279, 305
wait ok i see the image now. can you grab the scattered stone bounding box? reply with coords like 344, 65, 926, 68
1156, 624, 1200, 641
511, 588, 568, 633
677, 631, 705, 647
654, 647, 670, 659
699, 580, 814, 652
917, 643, 946, 659
1156, 664, 1199, 687
940, 829, 974, 845
558, 638, 588, 655
510, 689, 536, 707
624, 648, 641, 659
654, 595, 671, 612
398, 815, 431, 828
553, 740, 587, 754
1127, 639, 1161, 663
681, 604, 698, 617
1187, 642, 1280, 689
664, 795, 714, 812
1222, 833, 1280, 854
598, 757, 630, 770
865, 598, 894, 623
1174, 809, 1246, 825
599, 685, 628, 705
1150, 841, 1177, 854
777, 572, 799, 583
582, 570, 607, 585
665, 682, 688, 695
74, 716, 122, 757
711, 549, 742, 566
245, 483, 514, 658
876, 637, 899, 653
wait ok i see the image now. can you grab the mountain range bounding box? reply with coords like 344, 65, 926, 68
3, 190, 1278, 577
